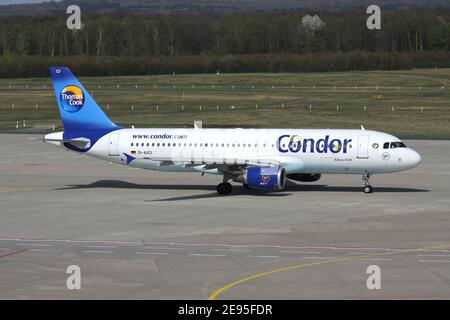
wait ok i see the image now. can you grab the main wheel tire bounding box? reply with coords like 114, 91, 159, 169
217, 183, 226, 195
363, 185, 374, 194
224, 182, 232, 194
217, 182, 232, 195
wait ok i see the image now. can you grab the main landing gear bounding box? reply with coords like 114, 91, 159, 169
217, 174, 234, 195
362, 173, 374, 194
217, 182, 232, 195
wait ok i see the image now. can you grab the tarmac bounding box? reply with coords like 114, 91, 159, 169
0, 134, 449, 299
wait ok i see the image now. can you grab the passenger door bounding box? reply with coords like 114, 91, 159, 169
108, 133, 120, 156
357, 135, 369, 159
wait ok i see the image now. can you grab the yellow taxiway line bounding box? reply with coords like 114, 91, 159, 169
208, 243, 450, 300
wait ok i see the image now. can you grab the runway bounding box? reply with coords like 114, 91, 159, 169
0, 134, 449, 299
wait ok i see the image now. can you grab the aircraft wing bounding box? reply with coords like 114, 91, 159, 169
146, 155, 305, 174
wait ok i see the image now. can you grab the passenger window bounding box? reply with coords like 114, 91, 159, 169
152, 143, 155, 147
131, 143, 134, 147
205, 143, 208, 147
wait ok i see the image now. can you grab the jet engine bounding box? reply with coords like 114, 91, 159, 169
239, 166, 286, 191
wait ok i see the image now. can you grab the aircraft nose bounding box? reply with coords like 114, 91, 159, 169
408, 149, 421, 168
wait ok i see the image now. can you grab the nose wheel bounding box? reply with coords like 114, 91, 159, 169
362, 173, 374, 194
217, 182, 232, 195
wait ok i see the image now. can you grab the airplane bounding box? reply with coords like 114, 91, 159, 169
44, 67, 421, 195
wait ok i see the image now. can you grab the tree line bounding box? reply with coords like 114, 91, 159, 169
0, 9, 449, 77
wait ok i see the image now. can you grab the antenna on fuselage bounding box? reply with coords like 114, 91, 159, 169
194, 120, 203, 129
361, 125, 365, 131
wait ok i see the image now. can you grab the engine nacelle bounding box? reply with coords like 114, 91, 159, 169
287, 173, 322, 182
243, 166, 286, 191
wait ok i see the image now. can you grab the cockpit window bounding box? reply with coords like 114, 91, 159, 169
383, 142, 389, 149
390, 142, 406, 149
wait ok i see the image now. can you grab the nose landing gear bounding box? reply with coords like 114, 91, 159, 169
362, 173, 374, 194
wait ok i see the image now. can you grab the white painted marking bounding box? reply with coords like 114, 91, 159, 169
247, 255, 279, 259
350, 252, 373, 255
0, 239, 416, 252
17, 243, 52, 247
82, 250, 114, 254
417, 254, 450, 258
189, 253, 227, 257
280, 250, 321, 254
0, 238, 142, 245
0, 248, 11, 251
418, 260, 450, 263
362, 258, 392, 261
135, 252, 168, 255
85, 245, 118, 249
30, 249, 62, 252
211, 249, 252, 252
302, 256, 337, 260
144, 246, 183, 250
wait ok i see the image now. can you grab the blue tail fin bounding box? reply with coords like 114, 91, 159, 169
49, 67, 121, 132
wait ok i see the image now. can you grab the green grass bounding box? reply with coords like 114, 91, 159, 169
0, 68, 449, 137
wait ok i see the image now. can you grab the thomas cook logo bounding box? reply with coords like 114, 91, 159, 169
60, 85, 85, 113
261, 175, 270, 184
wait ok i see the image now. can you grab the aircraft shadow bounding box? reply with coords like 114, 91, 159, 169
56, 180, 429, 201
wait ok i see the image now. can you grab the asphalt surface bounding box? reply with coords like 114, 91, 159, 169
0, 134, 449, 299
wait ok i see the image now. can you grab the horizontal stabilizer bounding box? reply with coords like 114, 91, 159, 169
43, 136, 91, 149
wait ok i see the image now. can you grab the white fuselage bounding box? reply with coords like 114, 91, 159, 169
46, 128, 421, 175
